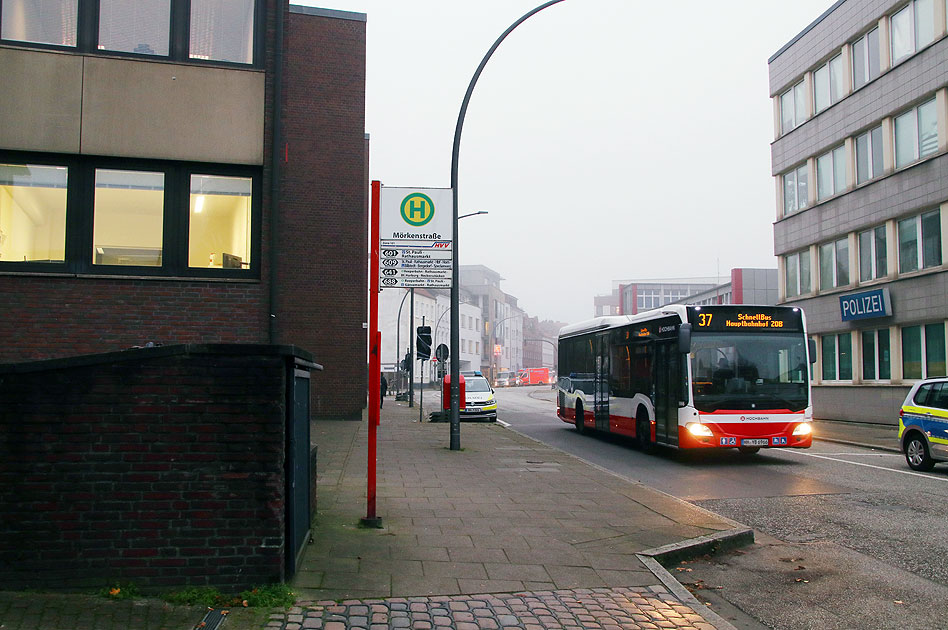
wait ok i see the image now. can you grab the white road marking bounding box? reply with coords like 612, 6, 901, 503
785, 449, 948, 481
497, 419, 511, 427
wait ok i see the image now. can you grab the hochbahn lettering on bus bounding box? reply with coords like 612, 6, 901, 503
556, 304, 813, 455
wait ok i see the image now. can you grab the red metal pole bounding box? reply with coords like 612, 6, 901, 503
364, 180, 382, 527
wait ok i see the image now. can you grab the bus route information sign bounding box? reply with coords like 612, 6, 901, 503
379, 187, 454, 289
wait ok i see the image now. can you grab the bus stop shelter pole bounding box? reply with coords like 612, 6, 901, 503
363, 180, 382, 527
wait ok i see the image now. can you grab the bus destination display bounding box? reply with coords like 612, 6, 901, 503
687, 306, 804, 333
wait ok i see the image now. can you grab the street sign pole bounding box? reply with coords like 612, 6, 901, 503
419, 316, 424, 423
363, 180, 382, 528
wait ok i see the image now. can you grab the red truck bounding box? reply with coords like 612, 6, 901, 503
517, 367, 552, 386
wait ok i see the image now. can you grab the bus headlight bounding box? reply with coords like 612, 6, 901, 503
686, 423, 713, 437
792, 422, 812, 436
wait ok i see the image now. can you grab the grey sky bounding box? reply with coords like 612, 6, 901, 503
296, 0, 834, 324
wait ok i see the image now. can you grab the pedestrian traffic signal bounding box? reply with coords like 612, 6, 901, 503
416, 326, 432, 360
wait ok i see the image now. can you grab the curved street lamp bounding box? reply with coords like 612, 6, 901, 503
449, 0, 567, 451
487, 314, 521, 386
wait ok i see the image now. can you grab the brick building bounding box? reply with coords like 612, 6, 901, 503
770, 0, 948, 421
0, 2, 367, 418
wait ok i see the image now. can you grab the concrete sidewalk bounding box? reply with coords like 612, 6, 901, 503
268, 399, 750, 630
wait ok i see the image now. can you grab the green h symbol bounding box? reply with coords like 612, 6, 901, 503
408, 198, 425, 220
400, 193, 434, 226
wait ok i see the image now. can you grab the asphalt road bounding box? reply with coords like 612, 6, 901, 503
486, 385, 948, 630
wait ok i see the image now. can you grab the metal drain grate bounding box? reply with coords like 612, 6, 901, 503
193, 607, 229, 630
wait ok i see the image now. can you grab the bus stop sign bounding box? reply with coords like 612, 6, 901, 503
435, 343, 449, 362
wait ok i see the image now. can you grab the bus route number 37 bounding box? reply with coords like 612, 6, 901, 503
697, 313, 713, 327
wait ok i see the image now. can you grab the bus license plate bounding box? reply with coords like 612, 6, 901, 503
741, 439, 769, 446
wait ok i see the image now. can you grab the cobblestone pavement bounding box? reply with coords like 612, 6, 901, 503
266, 587, 717, 630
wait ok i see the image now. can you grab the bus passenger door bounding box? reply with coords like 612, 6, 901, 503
594, 335, 610, 431
653, 341, 680, 446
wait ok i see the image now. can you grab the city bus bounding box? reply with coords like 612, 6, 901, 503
556, 304, 815, 453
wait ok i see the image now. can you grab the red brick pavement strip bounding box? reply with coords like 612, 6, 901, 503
264, 587, 720, 630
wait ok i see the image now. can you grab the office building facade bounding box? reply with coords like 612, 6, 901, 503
770, 0, 948, 421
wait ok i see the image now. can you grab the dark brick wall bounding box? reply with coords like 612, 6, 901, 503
0, 346, 302, 591
281, 11, 367, 419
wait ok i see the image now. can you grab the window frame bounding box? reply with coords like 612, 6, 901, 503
0, 0, 264, 69
898, 210, 942, 274
0, 150, 261, 279
819, 237, 850, 290
784, 249, 811, 298
902, 323, 948, 380
817, 145, 847, 201
858, 225, 888, 282
855, 125, 884, 185
894, 98, 938, 169
780, 80, 806, 135
861, 328, 891, 381
821, 332, 853, 381
851, 27, 880, 91
813, 54, 844, 114
782, 163, 808, 216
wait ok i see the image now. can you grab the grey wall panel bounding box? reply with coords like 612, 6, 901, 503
812, 384, 909, 423
0, 48, 82, 154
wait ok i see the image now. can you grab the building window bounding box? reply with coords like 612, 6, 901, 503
819, 237, 850, 290
898, 210, 942, 273
902, 323, 947, 380
0, 0, 258, 66
780, 80, 806, 134
858, 225, 887, 282
97, 0, 170, 56
189, 0, 255, 64
0, 163, 68, 263
0, 0, 77, 46
783, 164, 808, 215
852, 27, 880, 90
188, 174, 252, 269
822, 333, 853, 381
93, 169, 165, 267
894, 98, 938, 168
855, 125, 884, 184
0, 154, 259, 277
817, 145, 846, 200
862, 329, 891, 380
785, 249, 811, 297
891, 0, 935, 65
813, 55, 843, 113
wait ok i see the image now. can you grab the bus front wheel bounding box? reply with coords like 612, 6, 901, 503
574, 403, 586, 435
636, 414, 651, 452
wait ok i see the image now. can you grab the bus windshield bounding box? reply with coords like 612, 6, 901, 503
689, 332, 809, 412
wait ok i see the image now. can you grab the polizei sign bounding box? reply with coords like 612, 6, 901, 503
839, 288, 892, 321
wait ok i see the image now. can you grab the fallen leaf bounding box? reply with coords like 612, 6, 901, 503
894, 601, 904, 605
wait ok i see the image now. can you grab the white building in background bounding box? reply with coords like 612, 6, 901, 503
379, 288, 480, 385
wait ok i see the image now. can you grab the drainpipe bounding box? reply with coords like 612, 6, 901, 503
269, 0, 286, 344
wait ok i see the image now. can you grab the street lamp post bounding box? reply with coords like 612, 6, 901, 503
450, 0, 567, 451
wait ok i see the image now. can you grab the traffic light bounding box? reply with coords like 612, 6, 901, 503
416, 326, 432, 360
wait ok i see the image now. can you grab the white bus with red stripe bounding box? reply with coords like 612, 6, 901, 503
556, 304, 814, 453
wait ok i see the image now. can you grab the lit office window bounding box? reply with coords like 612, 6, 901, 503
895, 99, 938, 168
0, 164, 68, 263
898, 210, 942, 273
783, 164, 808, 215
1, 0, 77, 46
188, 174, 252, 269
93, 169, 165, 267
862, 329, 891, 380
855, 125, 884, 184
817, 146, 846, 200
858, 225, 887, 282
891, 0, 935, 64
780, 80, 807, 135
98, 0, 170, 56
190, 0, 255, 64
822, 333, 852, 381
902, 323, 947, 380
820, 238, 849, 290
785, 249, 811, 298
814, 55, 844, 113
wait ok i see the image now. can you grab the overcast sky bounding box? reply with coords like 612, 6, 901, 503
296, 0, 835, 325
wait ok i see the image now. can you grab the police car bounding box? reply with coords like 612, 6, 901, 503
899, 377, 948, 471
460, 375, 498, 422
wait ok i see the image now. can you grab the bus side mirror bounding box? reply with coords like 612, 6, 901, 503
808, 338, 817, 364
678, 323, 692, 354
